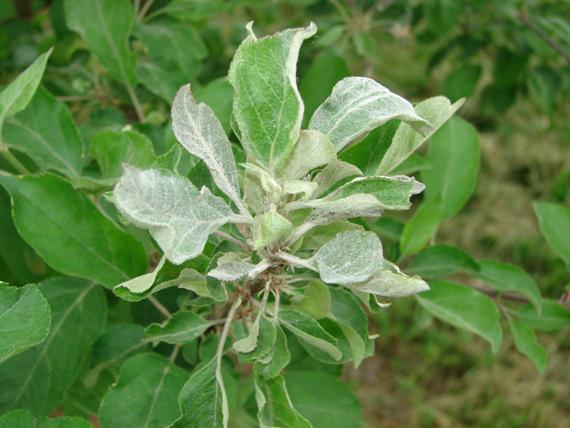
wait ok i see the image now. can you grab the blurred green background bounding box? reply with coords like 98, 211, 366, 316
1, 0, 569, 426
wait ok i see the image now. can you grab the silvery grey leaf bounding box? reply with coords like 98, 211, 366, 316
312, 160, 363, 196
351, 268, 430, 298
207, 260, 273, 281
278, 129, 336, 179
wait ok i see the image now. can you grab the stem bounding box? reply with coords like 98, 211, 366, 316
125, 83, 146, 123
275, 251, 317, 271
169, 344, 181, 363
214, 230, 252, 253
148, 295, 172, 318
138, 0, 155, 20
0, 143, 30, 174
519, 11, 570, 65
272, 290, 280, 326
466, 283, 529, 303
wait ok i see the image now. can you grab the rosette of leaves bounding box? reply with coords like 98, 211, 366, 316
108, 23, 459, 427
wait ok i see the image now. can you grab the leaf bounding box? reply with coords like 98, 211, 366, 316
3, 87, 84, 178
137, 60, 187, 103
228, 23, 316, 171
252, 207, 293, 250
0, 283, 51, 364
313, 230, 382, 285
312, 160, 362, 197
172, 85, 243, 211
145, 312, 214, 345
352, 264, 430, 298
176, 358, 225, 428
442, 65, 481, 101
90, 130, 155, 182
0, 278, 107, 415
285, 371, 362, 428
255, 375, 312, 428
113, 167, 237, 265
257, 324, 290, 379
508, 318, 548, 373
533, 201, 570, 268
193, 79, 234, 135
309, 76, 428, 151
64, 0, 137, 86
207, 260, 271, 282
377, 96, 464, 175
514, 299, 570, 332
91, 324, 146, 368
478, 260, 542, 313
400, 198, 443, 257
99, 353, 187, 428
0, 174, 147, 288
113, 257, 171, 302
279, 309, 342, 361
278, 130, 336, 179
235, 316, 276, 361
420, 117, 480, 218
0, 48, 52, 130
416, 280, 502, 353
291, 280, 331, 319
0, 408, 91, 428
408, 245, 480, 278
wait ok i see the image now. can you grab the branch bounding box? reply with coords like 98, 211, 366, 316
519, 11, 570, 66
214, 230, 252, 253
148, 295, 172, 318
466, 283, 529, 303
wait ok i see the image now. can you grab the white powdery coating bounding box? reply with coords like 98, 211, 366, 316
114, 166, 235, 264
309, 76, 427, 151
313, 230, 383, 285
207, 261, 257, 281
352, 263, 429, 298
172, 84, 243, 209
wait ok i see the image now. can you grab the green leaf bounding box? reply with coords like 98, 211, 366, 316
255, 375, 312, 428
291, 280, 331, 319
353, 263, 430, 298
228, 23, 316, 171
136, 60, 187, 103
508, 318, 548, 373
3, 87, 84, 178
442, 64, 481, 101
278, 130, 336, 179
64, 0, 137, 86
533, 201, 570, 268
285, 371, 363, 428
416, 280, 502, 353
172, 85, 244, 211
377, 96, 464, 175
313, 230, 382, 285
408, 245, 480, 278
312, 161, 362, 197
309, 76, 428, 151
236, 316, 276, 362
91, 324, 146, 368
279, 309, 342, 361
400, 198, 443, 257
0, 48, 52, 130
257, 324, 290, 379
478, 260, 542, 313
176, 358, 225, 428
514, 299, 570, 332
113, 167, 237, 265
0, 283, 51, 364
113, 257, 172, 302
0, 408, 91, 428
252, 207, 293, 250
420, 117, 480, 218
90, 130, 155, 182
0, 174, 147, 288
193, 79, 234, 135
145, 311, 214, 345
99, 353, 187, 428
0, 278, 107, 415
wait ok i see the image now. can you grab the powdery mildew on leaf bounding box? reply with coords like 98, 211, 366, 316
313, 230, 383, 285
309, 76, 428, 151
172, 85, 245, 213
113, 166, 237, 265
352, 264, 430, 298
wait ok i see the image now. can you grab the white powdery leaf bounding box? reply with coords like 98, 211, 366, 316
172, 84, 246, 213
352, 262, 429, 298
207, 260, 273, 281
312, 230, 383, 285
114, 166, 236, 265
278, 129, 337, 179
309, 76, 429, 151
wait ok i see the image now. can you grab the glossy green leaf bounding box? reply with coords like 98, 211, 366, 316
421, 117, 480, 218
0, 278, 107, 415
99, 353, 187, 428
145, 312, 214, 345
0, 283, 51, 363
113, 167, 237, 265
514, 299, 570, 332
478, 260, 541, 313
309, 76, 427, 151
533, 201, 570, 268
228, 23, 316, 171
0, 174, 147, 288
416, 280, 502, 353
3, 87, 84, 178
377, 96, 463, 175
400, 198, 443, 257
0, 49, 52, 131
65, 0, 137, 86
408, 244, 480, 278
508, 317, 548, 373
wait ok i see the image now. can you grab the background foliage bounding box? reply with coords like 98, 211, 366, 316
0, 0, 569, 427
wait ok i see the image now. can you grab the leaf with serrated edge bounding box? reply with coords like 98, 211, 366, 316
309, 76, 428, 151
172, 84, 245, 213
113, 167, 239, 264
377, 96, 464, 174
229, 23, 316, 171
145, 311, 214, 344
278, 129, 337, 179
313, 230, 382, 285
